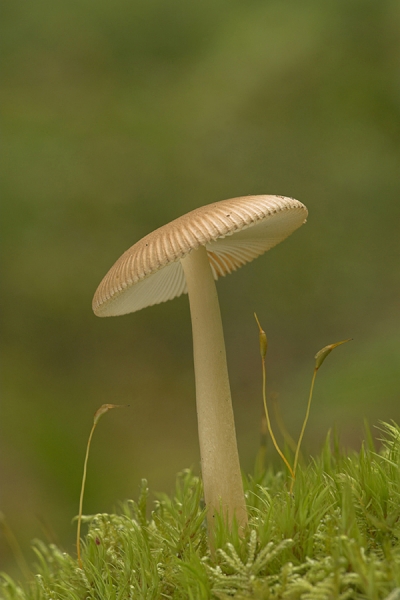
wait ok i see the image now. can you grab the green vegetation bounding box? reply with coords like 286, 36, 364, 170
2, 422, 400, 599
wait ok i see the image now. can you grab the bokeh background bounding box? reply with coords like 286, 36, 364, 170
2, 0, 399, 575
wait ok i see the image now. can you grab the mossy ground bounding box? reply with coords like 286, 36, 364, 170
2, 423, 400, 599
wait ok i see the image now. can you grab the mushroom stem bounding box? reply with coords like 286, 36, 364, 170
181, 245, 248, 537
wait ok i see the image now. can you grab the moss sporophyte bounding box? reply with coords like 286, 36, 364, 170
254, 312, 351, 494
76, 404, 129, 568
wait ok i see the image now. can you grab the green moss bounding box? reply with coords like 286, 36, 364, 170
2, 423, 400, 599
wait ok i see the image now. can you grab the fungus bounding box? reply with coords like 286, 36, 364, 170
92, 195, 308, 536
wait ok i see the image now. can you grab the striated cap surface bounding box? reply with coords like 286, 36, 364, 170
93, 195, 307, 316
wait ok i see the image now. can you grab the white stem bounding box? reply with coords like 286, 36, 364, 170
181, 245, 248, 535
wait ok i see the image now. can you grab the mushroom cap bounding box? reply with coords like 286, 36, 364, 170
93, 195, 307, 317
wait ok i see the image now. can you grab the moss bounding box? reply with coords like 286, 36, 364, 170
2, 423, 400, 599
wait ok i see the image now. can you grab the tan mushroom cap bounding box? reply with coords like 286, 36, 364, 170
93, 195, 308, 317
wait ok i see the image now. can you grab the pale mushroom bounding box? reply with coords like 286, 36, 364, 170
92, 195, 308, 536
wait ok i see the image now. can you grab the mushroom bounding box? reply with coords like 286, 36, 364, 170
92, 195, 308, 536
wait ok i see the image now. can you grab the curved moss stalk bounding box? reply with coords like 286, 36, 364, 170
77, 404, 128, 568
290, 338, 352, 493
254, 313, 294, 478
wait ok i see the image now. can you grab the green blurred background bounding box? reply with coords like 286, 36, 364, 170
2, 0, 400, 574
